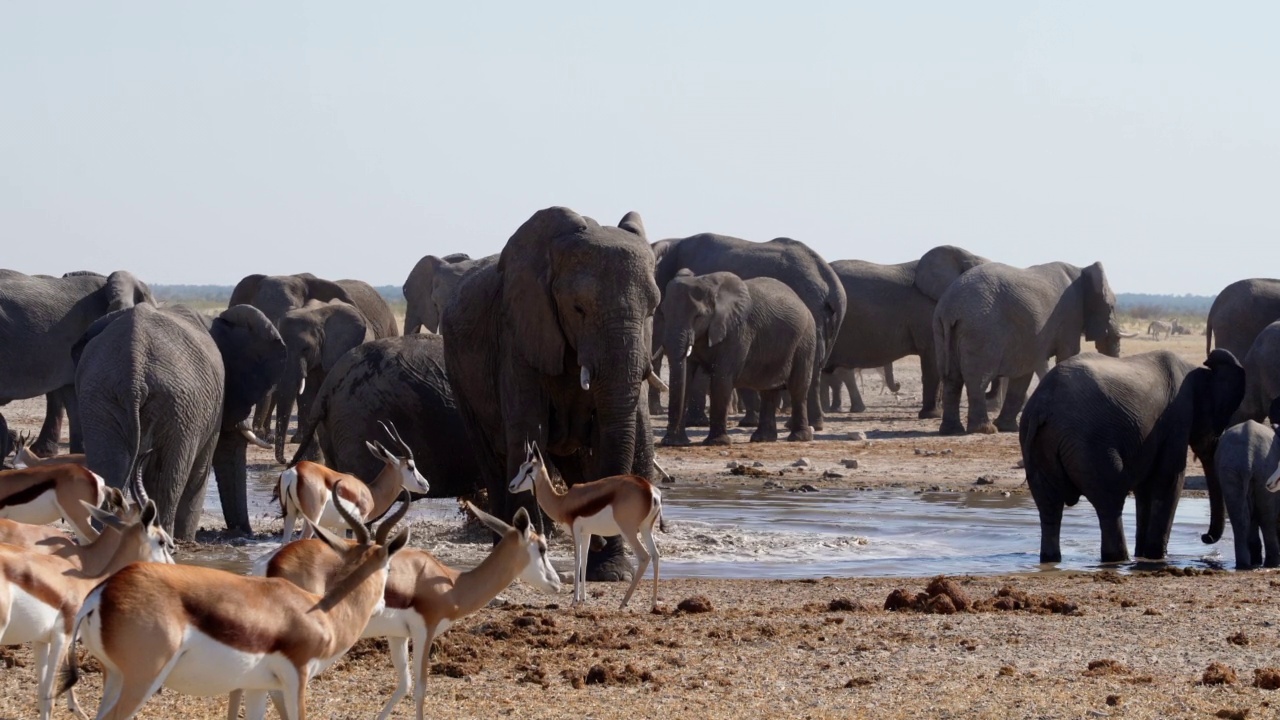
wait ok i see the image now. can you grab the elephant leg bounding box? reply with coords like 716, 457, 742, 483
175, 433, 218, 541
737, 389, 760, 427
703, 373, 733, 446
1031, 481, 1065, 564
1262, 506, 1280, 569
1225, 482, 1257, 569
683, 368, 711, 427
1094, 502, 1130, 564
985, 378, 1006, 413
1248, 517, 1264, 569
939, 374, 966, 435
58, 386, 85, 454
252, 389, 276, 440
147, 437, 203, 537
993, 373, 1033, 433
964, 375, 997, 435
33, 391, 64, 457
212, 431, 252, 536
918, 352, 942, 419
807, 377, 825, 432
819, 373, 836, 413
648, 354, 665, 416
844, 369, 867, 413
749, 389, 781, 443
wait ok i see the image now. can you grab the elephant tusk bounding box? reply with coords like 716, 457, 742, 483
580, 366, 591, 391
1118, 331, 1139, 338
298, 377, 305, 396
646, 371, 668, 393
237, 420, 272, 449
685, 345, 693, 358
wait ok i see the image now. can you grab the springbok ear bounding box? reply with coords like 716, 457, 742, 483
140, 500, 158, 528
466, 501, 513, 537
309, 520, 348, 552
365, 441, 389, 461
385, 528, 410, 555
708, 274, 751, 347
83, 502, 126, 530
512, 506, 532, 534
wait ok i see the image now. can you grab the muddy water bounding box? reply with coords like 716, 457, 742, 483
189, 473, 1235, 579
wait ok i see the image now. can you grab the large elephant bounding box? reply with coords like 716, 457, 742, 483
658, 271, 816, 446
1020, 349, 1245, 564
1215, 417, 1280, 569
1230, 320, 1280, 425
821, 365, 899, 412
290, 333, 477, 500
652, 233, 845, 431
74, 303, 286, 539
934, 261, 1124, 435
0, 270, 153, 455
1205, 278, 1280, 359
402, 253, 498, 334
229, 273, 399, 437
443, 207, 660, 580
825, 246, 987, 418
272, 300, 374, 463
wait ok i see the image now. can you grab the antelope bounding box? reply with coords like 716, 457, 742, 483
0, 467, 173, 720
9, 431, 86, 469
0, 518, 76, 555
277, 421, 429, 546
60, 481, 409, 720
508, 443, 665, 610
0, 460, 125, 543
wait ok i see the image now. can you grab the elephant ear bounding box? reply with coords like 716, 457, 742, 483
105, 271, 153, 311
618, 211, 646, 239
301, 276, 355, 305
708, 274, 751, 347
212, 305, 287, 428
1080, 262, 1117, 342
914, 246, 985, 301
498, 207, 589, 376
229, 274, 265, 308
72, 307, 135, 367
1202, 349, 1246, 437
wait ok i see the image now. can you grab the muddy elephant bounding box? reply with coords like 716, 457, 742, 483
272, 300, 374, 464
1021, 349, 1245, 564
443, 207, 660, 580
935, 261, 1124, 435
1215, 418, 1280, 569
74, 304, 286, 539
652, 233, 845, 431
1206, 278, 1280, 359
402, 253, 498, 334
0, 270, 153, 456
658, 271, 816, 446
291, 333, 476, 500
826, 246, 986, 418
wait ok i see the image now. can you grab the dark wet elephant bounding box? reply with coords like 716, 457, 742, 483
826, 246, 986, 417
1205, 278, 1280, 359
291, 333, 477, 502
0, 270, 153, 455
1020, 349, 1245, 564
443, 207, 661, 581
652, 233, 845, 431
74, 304, 286, 539
402, 253, 498, 334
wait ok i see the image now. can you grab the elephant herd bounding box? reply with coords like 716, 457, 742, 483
5, 208, 1280, 574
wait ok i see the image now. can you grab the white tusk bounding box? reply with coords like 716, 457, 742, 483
685, 345, 693, 358
237, 420, 272, 449
646, 371, 669, 393
298, 377, 306, 396
580, 366, 591, 391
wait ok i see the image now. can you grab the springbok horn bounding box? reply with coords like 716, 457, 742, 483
375, 490, 411, 545
646, 371, 669, 393
382, 420, 413, 458
330, 480, 371, 545
129, 448, 154, 509
237, 420, 272, 449
580, 366, 591, 391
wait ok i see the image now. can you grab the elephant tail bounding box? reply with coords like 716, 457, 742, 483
934, 313, 959, 381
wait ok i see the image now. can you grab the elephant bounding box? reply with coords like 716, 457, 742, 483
821, 365, 899, 413
443, 207, 661, 581
1206, 278, 1280, 358
402, 253, 498, 334
272, 300, 375, 463
1020, 349, 1245, 564
290, 333, 477, 500
229, 273, 399, 437
1214, 417, 1280, 569
1229, 320, 1280, 426
657, 271, 817, 446
0, 270, 153, 456
652, 233, 846, 431
824, 246, 987, 418
934, 261, 1124, 435
73, 303, 286, 539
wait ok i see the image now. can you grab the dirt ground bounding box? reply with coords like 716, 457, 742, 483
7, 329, 1275, 719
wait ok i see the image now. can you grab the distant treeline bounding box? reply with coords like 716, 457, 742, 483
152, 285, 406, 303
1115, 293, 1214, 321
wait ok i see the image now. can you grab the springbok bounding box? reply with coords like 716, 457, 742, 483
0, 467, 173, 720
9, 431, 86, 468
0, 459, 124, 543
508, 443, 664, 610
233, 499, 560, 720
60, 480, 409, 720
277, 421, 429, 545
0, 519, 76, 555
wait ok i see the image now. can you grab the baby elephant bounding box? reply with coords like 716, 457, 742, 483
1216, 419, 1280, 569
658, 270, 817, 446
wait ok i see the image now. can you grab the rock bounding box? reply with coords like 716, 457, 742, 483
792, 457, 813, 468
822, 470, 845, 479
848, 431, 867, 441
974, 475, 994, 485
1202, 662, 1238, 685
1001, 491, 1011, 497
941, 449, 953, 455
795, 484, 820, 492
753, 461, 765, 467
841, 459, 860, 469
676, 596, 713, 614
1254, 667, 1280, 690
1015, 458, 1025, 469
763, 480, 785, 490
726, 461, 743, 469
719, 451, 730, 456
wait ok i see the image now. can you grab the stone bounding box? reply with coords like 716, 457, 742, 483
975, 476, 994, 485
822, 470, 845, 479
792, 458, 813, 468
753, 461, 765, 467
841, 459, 860, 469
848, 431, 867, 441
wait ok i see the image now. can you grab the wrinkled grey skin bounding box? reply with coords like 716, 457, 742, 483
652, 233, 845, 431
229, 273, 398, 437
1021, 350, 1244, 564
935, 261, 1124, 435
0, 270, 153, 455
272, 300, 374, 464
402, 253, 498, 334
821, 365, 899, 412
658, 272, 817, 447
826, 246, 987, 417
291, 334, 477, 502
443, 207, 660, 581
74, 304, 286, 539
1214, 418, 1280, 569
1205, 278, 1280, 359
1230, 320, 1280, 426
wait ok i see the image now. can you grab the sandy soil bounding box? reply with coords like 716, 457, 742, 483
7, 330, 1273, 719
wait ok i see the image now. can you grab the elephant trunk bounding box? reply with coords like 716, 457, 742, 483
1202, 452, 1226, 544
274, 358, 308, 464
403, 304, 424, 335
587, 319, 649, 477
662, 330, 694, 439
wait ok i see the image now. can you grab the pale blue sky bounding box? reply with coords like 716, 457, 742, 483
2, 2, 1276, 293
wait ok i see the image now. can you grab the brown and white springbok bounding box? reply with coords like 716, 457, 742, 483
61, 480, 409, 720
8, 431, 87, 469
235, 499, 560, 720
0, 460, 124, 543
0, 489, 173, 720
0, 519, 76, 554
277, 421, 429, 546
508, 443, 665, 610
